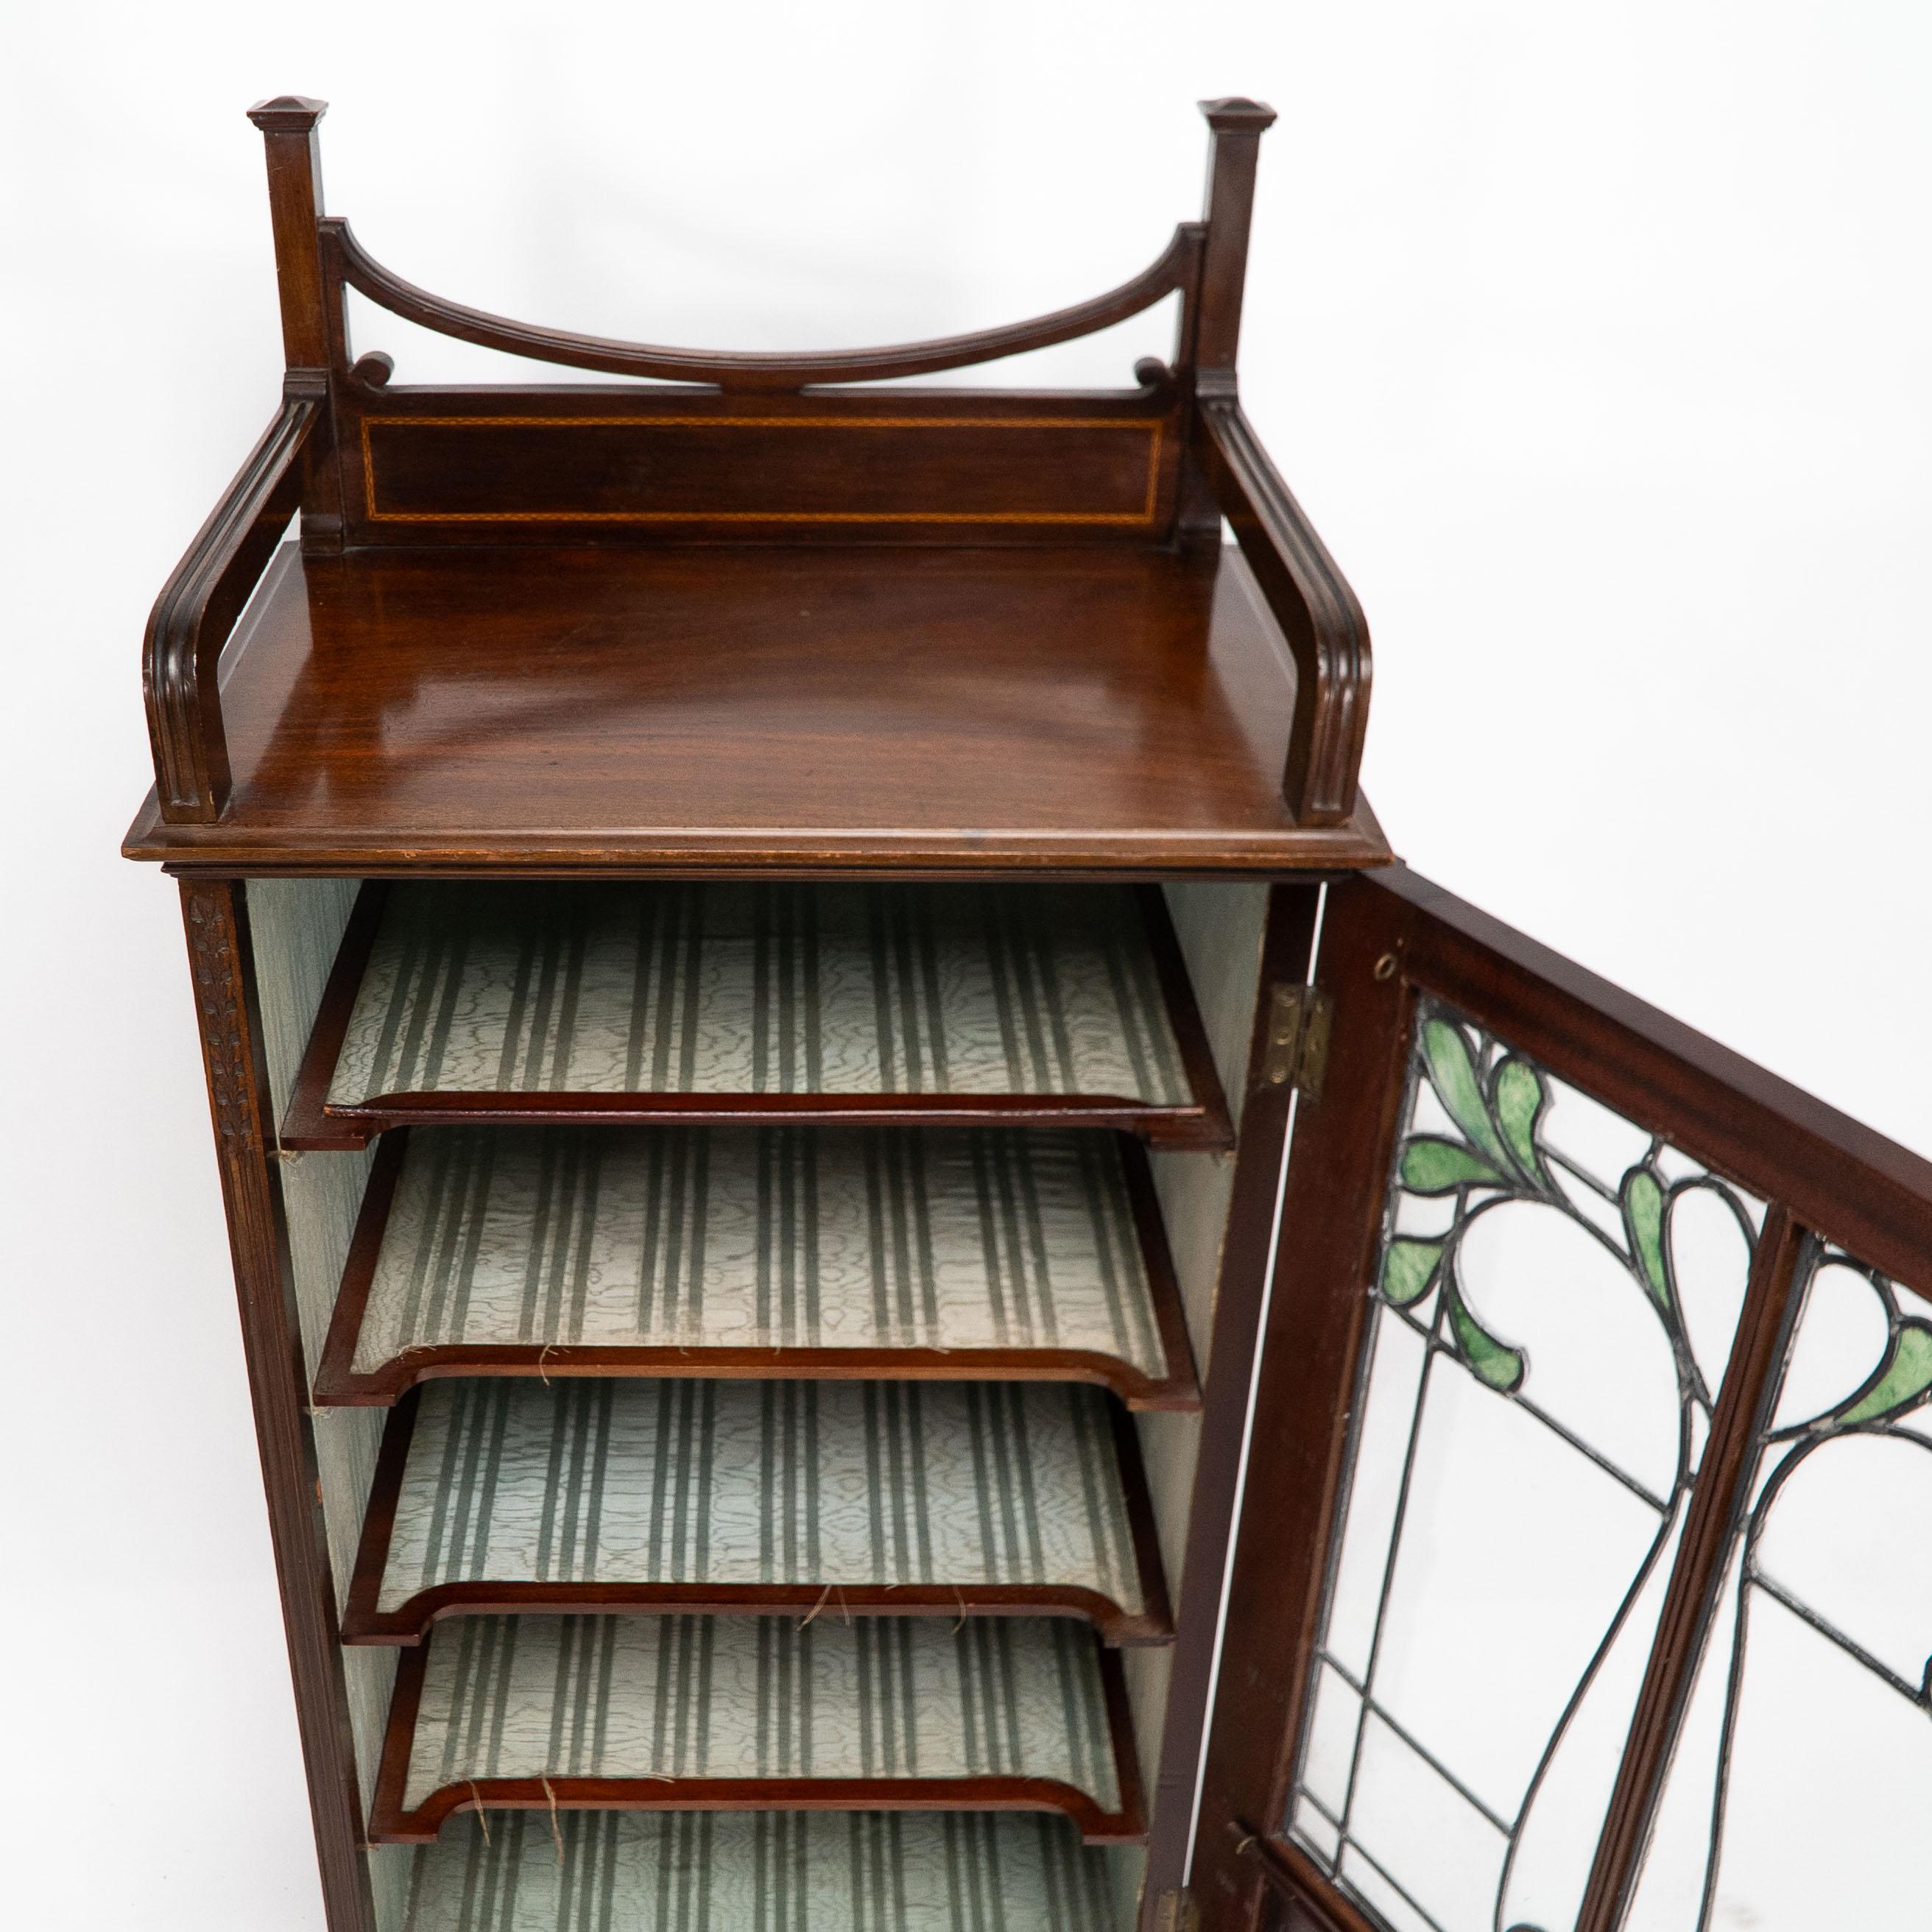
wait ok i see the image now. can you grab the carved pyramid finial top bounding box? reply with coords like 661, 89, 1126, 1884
247, 95, 328, 133
1199, 97, 1277, 133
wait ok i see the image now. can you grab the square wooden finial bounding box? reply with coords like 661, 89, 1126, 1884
1199, 98, 1277, 133
247, 95, 328, 133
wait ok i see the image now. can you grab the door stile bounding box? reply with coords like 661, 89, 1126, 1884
1138, 881, 1323, 1928
179, 879, 378, 1932
1185, 876, 1421, 1931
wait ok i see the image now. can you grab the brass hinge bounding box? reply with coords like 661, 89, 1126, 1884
1261, 984, 1333, 1100
1151, 1888, 1199, 1932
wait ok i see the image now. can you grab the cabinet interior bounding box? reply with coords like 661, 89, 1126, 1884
245, 875, 1270, 1932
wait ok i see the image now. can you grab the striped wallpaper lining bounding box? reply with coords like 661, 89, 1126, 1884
244, 881, 415, 1930
402, 1811, 1124, 1932
378, 1381, 1145, 1619
328, 883, 1187, 1104
400, 1615, 1122, 1815
355, 1127, 1166, 1378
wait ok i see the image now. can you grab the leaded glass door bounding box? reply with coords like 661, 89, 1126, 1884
1187, 867, 1932, 1932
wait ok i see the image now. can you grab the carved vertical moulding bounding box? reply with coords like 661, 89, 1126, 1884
185, 883, 264, 1149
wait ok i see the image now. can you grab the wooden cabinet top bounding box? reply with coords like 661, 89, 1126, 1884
126, 96, 1392, 879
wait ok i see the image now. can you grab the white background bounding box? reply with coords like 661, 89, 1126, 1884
3, 2, 1928, 1927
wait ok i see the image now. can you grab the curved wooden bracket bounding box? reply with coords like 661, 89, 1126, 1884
144, 396, 317, 822
326, 216, 1202, 392
1195, 398, 1372, 825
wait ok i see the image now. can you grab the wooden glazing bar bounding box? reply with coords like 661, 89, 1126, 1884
1573, 1207, 1810, 1932
367, 1614, 1146, 1845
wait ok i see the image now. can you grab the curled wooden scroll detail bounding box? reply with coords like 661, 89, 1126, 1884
143, 396, 316, 822
1196, 398, 1372, 827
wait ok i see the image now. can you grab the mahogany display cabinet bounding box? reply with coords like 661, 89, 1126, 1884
127, 94, 1932, 1932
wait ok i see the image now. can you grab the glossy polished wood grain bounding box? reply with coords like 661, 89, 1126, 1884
133, 93, 1385, 842
126, 540, 1391, 875
329, 378, 1188, 547
142, 398, 317, 823
1197, 402, 1372, 828
328, 212, 1203, 392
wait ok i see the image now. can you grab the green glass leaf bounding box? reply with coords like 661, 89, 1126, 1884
1448, 1287, 1526, 1392
1401, 1137, 1504, 1194
1621, 1166, 1671, 1307
1492, 1057, 1547, 1183
1838, 1322, 1932, 1425
1421, 1019, 1515, 1174
1381, 1238, 1442, 1307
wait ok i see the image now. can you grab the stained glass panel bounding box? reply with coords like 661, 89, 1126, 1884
1625, 1241, 1932, 1931
1283, 1001, 1765, 1932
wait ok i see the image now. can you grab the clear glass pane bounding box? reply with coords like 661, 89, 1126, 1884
1286, 1000, 1762, 1932
1325, 1314, 1430, 1681
1501, 1507, 1686, 1932
1370, 1367, 1661, 1822
1337, 1844, 1444, 1932
1291, 1795, 1342, 1866
1626, 1241, 1932, 1931
1768, 1259, 1891, 1429
1347, 1713, 1508, 1932
1300, 1660, 1366, 1823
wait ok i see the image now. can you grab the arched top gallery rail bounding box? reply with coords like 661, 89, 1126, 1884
325, 216, 1206, 393
140, 92, 1376, 839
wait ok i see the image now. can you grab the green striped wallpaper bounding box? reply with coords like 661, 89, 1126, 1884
378, 1381, 1145, 1620
329, 883, 1187, 1104
403, 1811, 1124, 1932
355, 1127, 1167, 1380
399, 1615, 1122, 1816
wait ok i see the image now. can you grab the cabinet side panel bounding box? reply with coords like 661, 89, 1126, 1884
1163, 882, 1272, 1153
247, 880, 409, 1932
1127, 887, 1269, 1822
179, 881, 379, 1932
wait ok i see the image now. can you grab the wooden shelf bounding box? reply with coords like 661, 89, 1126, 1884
124, 539, 1392, 876
314, 1126, 1198, 1411
369, 1614, 1144, 1845
285, 881, 1230, 1151
345, 1380, 1170, 1647
398, 1811, 1127, 1932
